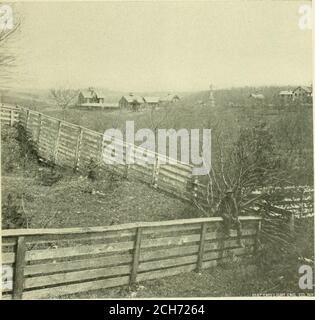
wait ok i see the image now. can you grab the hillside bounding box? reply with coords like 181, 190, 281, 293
1, 125, 197, 230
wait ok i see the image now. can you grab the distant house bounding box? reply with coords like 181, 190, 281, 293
77, 88, 118, 110
78, 89, 99, 105
160, 94, 180, 103
143, 96, 160, 108
279, 90, 293, 103
292, 86, 312, 103
119, 94, 145, 111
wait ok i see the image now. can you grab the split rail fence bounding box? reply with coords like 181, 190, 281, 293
2, 216, 261, 299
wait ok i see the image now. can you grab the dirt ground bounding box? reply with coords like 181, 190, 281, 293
64, 261, 314, 299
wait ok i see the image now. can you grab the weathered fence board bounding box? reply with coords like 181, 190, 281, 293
2, 216, 261, 299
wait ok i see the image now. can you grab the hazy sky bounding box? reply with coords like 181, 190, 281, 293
9, 1, 313, 91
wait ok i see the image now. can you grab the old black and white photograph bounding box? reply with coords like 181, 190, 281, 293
0, 1, 314, 300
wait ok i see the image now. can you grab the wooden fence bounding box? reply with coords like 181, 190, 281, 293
1, 216, 261, 299
1, 105, 312, 212
0, 105, 20, 126
5, 106, 196, 201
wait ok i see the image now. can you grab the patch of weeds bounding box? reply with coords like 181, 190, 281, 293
2, 193, 27, 229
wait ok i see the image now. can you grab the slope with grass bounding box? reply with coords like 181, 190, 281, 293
1, 125, 197, 229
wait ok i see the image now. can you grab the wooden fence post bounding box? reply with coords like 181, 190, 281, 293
98, 134, 104, 164
74, 127, 83, 171
152, 156, 160, 187
124, 143, 132, 178
36, 113, 42, 148
25, 109, 30, 131
254, 220, 262, 254
130, 227, 142, 285
289, 212, 295, 233
196, 222, 207, 272
192, 177, 199, 200
53, 120, 62, 164
217, 220, 226, 265
12, 236, 26, 299
10, 109, 14, 126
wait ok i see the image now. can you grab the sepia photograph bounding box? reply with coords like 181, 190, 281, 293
0, 1, 314, 301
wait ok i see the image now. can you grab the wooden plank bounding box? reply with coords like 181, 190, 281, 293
26, 240, 134, 261
23, 228, 135, 244
36, 113, 42, 145
254, 220, 262, 254
196, 222, 207, 272
137, 263, 196, 282
13, 237, 26, 299
22, 275, 130, 299
53, 121, 62, 163
139, 237, 255, 265
139, 254, 197, 272
159, 168, 188, 184
58, 136, 78, 147
140, 244, 199, 262
25, 109, 30, 131
143, 223, 204, 235
74, 127, 83, 170
2, 216, 261, 237
24, 264, 131, 290
24, 253, 133, 276
130, 227, 142, 284
57, 146, 76, 158
10, 109, 14, 126
2, 252, 15, 264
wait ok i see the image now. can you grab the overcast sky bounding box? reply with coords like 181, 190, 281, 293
10, 1, 313, 92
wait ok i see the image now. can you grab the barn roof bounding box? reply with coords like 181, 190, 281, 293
122, 95, 145, 104
143, 96, 160, 103
80, 90, 94, 98
293, 86, 312, 93
160, 94, 180, 102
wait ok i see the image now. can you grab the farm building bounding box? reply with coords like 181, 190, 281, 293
119, 93, 180, 110
119, 94, 145, 111
160, 94, 180, 103
143, 96, 160, 108
77, 88, 105, 106
77, 89, 118, 110
292, 86, 312, 103
279, 90, 293, 104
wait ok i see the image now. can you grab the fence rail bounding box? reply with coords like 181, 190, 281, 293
1, 216, 261, 299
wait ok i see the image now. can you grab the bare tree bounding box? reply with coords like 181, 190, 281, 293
50, 88, 79, 120
0, 4, 20, 89
194, 121, 291, 219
